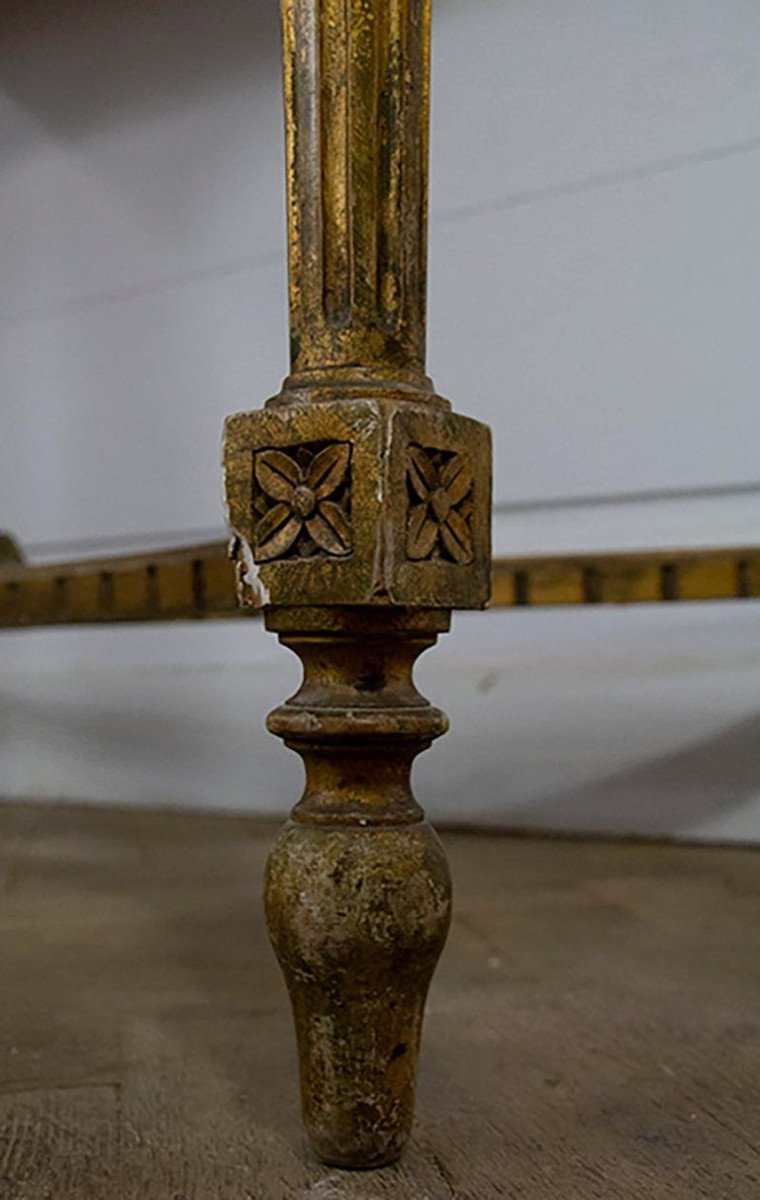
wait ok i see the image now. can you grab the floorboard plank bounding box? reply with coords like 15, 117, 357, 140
0, 803, 758, 1198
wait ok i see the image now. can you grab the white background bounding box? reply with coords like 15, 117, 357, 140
1, 0, 759, 838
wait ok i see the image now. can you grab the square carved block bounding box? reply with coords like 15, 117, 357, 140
224, 399, 491, 609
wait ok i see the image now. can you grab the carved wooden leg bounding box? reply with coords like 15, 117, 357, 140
224, 0, 491, 1169
264, 607, 451, 1167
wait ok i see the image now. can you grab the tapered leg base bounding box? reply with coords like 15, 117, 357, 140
265, 820, 451, 1168
260, 607, 452, 1168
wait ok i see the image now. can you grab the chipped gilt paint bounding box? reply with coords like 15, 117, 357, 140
223, 0, 491, 1169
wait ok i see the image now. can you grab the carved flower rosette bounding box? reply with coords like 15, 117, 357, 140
406, 446, 474, 565
253, 442, 352, 562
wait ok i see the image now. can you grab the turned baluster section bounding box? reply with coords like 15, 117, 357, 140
264, 608, 451, 1167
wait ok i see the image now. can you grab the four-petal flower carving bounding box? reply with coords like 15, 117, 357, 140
254, 443, 352, 561
407, 446, 474, 564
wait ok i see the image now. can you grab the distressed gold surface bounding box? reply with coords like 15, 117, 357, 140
221, 0, 481, 1166
225, 399, 491, 609
223, 0, 491, 619
282, 0, 431, 387
266, 820, 451, 1169
263, 605, 451, 1167
489, 548, 760, 608
0, 541, 244, 627
2, 541, 758, 627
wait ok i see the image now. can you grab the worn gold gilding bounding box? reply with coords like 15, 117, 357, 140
222, 0, 491, 1169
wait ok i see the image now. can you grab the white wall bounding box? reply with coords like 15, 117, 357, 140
2, 0, 759, 839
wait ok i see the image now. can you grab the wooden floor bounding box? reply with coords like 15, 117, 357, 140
1, 804, 758, 1199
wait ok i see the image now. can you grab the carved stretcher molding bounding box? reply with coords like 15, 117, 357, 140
1, 538, 758, 627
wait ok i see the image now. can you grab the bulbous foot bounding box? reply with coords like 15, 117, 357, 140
265, 820, 451, 1168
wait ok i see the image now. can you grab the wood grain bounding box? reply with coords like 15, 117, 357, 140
0, 802, 758, 1197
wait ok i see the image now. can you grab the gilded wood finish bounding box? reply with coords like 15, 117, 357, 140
282, 0, 431, 387
2, 540, 759, 628
222, 0, 491, 1168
